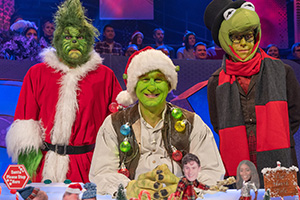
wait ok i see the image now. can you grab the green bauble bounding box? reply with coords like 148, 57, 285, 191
171, 108, 183, 119
120, 140, 131, 153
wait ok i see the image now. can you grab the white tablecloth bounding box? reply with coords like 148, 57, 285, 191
0, 183, 297, 200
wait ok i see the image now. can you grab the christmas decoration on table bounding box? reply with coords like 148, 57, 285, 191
116, 184, 127, 200
17, 186, 48, 200
82, 182, 97, 200
262, 161, 299, 198
236, 160, 259, 200
173, 153, 211, 200
210, 176, 236, 192
65, 183, 82, 194
263, 189, 270, 200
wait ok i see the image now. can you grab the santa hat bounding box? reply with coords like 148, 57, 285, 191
131, 30, 144, 41
65, 183, 82, 194
82, 182, 97, 199
116, 46, 178, 106
18, 186, 40, 200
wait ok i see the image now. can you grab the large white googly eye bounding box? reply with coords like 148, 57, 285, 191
223, 8, 236, 20
241, 2, 255, 11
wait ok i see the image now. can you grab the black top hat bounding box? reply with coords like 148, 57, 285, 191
204, 0, 245, 47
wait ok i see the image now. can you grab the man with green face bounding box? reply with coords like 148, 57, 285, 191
90, 47, 225, 199
204, 0, 300, 187
6, 0, 122, 183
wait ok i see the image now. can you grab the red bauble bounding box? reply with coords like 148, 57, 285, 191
172, 150, 183, 162
10, 189, 17, 194
118, 168, 130, 177
109, 102, 119, 113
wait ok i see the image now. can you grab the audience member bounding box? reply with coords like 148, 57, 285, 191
1, 20, 41, 61
290, 42, 300, 64
24, 26, 38, 41
206, 40, 226, 59
177, 31, 196, 59
194, 42, 208, 60
62, 183, 82, 200
40, 19, 55, 48
266, 44, 280, 59
18, 186, 48, 200
152, 28, 175, 58
156, 45, 170, 57
125, 44, 138, 56
130, 30, 144, 50
94, 24, 123, 56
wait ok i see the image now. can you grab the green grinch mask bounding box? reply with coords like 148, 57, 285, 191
218, 2, 261, 62
53, 0, 99, 67
136, 70, 170, 111
58, 26, 89, 66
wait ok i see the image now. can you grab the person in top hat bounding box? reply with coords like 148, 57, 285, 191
204, 0, 300, 187
89, 46, 225, 199
18, 186, 48, 200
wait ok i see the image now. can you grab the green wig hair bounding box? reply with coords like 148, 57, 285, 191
53, 0, 99, 58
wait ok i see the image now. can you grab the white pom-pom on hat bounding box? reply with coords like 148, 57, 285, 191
116, 46, 178, 107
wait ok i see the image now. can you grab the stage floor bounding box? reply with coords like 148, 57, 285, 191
0, 183, 298, 200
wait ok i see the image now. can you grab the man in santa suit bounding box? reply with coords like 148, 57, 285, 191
5, 0, 122, 183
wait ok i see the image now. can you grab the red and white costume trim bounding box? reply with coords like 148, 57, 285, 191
6, 48, 122, 182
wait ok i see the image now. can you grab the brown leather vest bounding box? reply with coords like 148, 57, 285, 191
111, 102, 194, 180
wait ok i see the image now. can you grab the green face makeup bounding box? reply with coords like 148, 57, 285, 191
218, 6, 261, 62
57, 26, 90, 67
136, 70, 170, 110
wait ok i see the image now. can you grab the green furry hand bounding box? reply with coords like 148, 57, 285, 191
18, 149, 43, 179
126, 164, 180, 200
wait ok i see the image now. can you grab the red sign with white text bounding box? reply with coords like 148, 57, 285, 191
2, 164, 30, 190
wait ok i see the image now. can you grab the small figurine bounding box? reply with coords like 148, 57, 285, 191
82, 182, 97, 200
174, 153, 210, 200
62, 183, 82, 200
17, 186, 48, 200
236, 160, 260, 200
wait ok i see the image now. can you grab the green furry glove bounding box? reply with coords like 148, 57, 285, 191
126, 164, 180, 200
18, 149, 43, 179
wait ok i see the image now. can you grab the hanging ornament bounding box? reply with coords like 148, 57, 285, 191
120, 138, 131, 152
174, 120, 186, 132
120, 123, 131, 136
109, 102, 119, 113
171, 108, 183, 119
118, 163, 130, 178
171, 145, 183, 162
10, 189, 16, 194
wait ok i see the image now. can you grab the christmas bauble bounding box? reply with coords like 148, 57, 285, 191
120, 124, 131, 136
171, 108, 183, 119
175, 120, 186, 132
172, 150, 183, 161
109, 102, 119, 113
120, 140, 131, 152
118, 168, 130, 177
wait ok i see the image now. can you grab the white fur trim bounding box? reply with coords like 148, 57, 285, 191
126, 49, 177, 97
42, 151, 69, 182
40, 47, 102, 181
6, 119, 44, 162
40, 47, 103, 73
116, 90, 137, 106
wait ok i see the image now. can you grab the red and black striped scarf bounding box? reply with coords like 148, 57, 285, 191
217, 48, 290, 176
